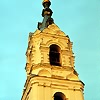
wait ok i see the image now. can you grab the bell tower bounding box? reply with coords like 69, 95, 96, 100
21, 0, 84, 100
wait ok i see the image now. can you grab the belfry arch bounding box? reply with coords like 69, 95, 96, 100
49, 44, 61, 66
54, 92, 67, 100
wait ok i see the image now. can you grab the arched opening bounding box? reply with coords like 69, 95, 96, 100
54, 92, 66, 100
49, 44, 61, 66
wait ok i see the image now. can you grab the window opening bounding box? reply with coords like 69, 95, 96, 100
54, 92, 67, 100
49, 44, 61, 66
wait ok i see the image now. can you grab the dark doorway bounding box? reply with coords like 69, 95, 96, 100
49, 44, 61, 66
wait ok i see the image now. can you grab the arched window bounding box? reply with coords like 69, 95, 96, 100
49, 44, 61, 66
54, 92, 67, 100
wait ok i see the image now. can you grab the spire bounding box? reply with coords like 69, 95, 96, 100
38, 0, 54, 31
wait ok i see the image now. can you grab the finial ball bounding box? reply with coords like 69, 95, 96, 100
43, 0, 49, 3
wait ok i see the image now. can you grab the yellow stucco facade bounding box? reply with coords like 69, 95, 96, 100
21, 0, 84, 100
21, 24, 84, 100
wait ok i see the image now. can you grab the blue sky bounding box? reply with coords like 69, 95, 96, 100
0, 0, 100, 100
